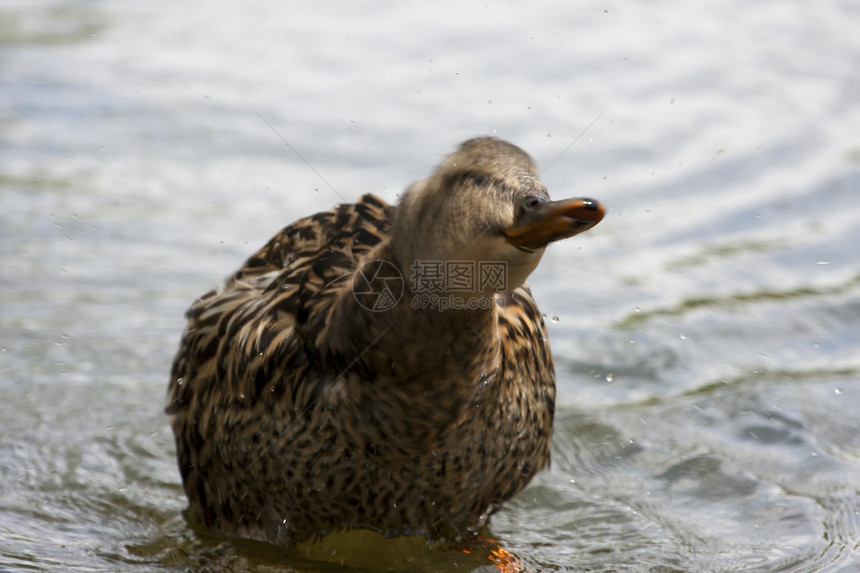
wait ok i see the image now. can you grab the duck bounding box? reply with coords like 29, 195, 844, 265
166, 137, 604, 545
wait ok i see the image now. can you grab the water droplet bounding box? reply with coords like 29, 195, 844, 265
679, 333, 687, 340
817, 260, 829, 265
551, 315, 560, 323
834, 388, 843, 395
605, 373, 614, 382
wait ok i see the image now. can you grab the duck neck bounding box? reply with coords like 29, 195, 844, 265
320, 242, 502, 387
310, 242, 502, 452
381, 294, 500, 383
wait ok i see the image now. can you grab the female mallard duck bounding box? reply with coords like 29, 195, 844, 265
166, 137, 604, 545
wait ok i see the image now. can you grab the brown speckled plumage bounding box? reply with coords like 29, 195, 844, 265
166, 137, 604, 545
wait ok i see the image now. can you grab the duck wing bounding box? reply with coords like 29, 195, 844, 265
166, 193, 391, 420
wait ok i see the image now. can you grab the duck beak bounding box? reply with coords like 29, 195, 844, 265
504, 197, 605, 251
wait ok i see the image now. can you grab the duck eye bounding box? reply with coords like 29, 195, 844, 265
519, 195, 542, 216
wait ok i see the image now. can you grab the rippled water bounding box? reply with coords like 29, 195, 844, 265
2, 0, 860, 571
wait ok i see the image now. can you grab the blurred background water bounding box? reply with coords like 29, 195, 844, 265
2, 0, 859, 571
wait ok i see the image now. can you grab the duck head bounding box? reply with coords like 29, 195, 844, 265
392, 137, 604, 295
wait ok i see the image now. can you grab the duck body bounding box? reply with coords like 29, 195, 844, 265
167, 138, 603, 544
